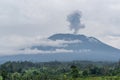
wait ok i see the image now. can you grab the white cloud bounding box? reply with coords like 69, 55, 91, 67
19, 48, 73, 54
0, 35, 81, 55
30, 39, 81, 47
19, 48, 91, 55
0, 0, 120, 36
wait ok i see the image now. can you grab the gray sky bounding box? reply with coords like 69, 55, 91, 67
0, 0, 120, 55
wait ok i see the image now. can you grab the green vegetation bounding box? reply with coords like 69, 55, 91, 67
0, 61, 120, 80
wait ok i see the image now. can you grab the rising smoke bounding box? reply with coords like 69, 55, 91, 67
67, 10, 85, 34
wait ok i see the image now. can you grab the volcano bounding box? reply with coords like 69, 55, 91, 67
0, 33, 120, 63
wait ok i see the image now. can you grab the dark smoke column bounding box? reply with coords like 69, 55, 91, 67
67, 10, 85, 34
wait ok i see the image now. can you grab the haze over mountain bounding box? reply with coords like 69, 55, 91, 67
0, 33, 120, 63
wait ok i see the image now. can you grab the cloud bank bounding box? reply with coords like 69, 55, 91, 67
0, 35, 81, 55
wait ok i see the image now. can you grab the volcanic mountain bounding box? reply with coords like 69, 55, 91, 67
0, 33, 120, 63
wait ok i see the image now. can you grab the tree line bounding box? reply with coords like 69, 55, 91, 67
0, 60, 120, 80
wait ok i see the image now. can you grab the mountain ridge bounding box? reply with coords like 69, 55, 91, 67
0, 33, 120, 63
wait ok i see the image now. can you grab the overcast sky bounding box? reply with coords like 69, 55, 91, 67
0, 0, 120, 55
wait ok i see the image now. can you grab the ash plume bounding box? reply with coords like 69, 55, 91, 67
67, 10, 85, 34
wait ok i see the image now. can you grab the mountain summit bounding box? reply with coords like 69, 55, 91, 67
0, 33, 120, 63
48, 34, 120, 52
49, 34, 88, 41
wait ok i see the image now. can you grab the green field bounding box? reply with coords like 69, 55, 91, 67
71, 76, 120, 80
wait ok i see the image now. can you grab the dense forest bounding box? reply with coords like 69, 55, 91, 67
0, 61, 120, 80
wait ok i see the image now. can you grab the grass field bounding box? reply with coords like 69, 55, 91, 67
71, 76, 120, 80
